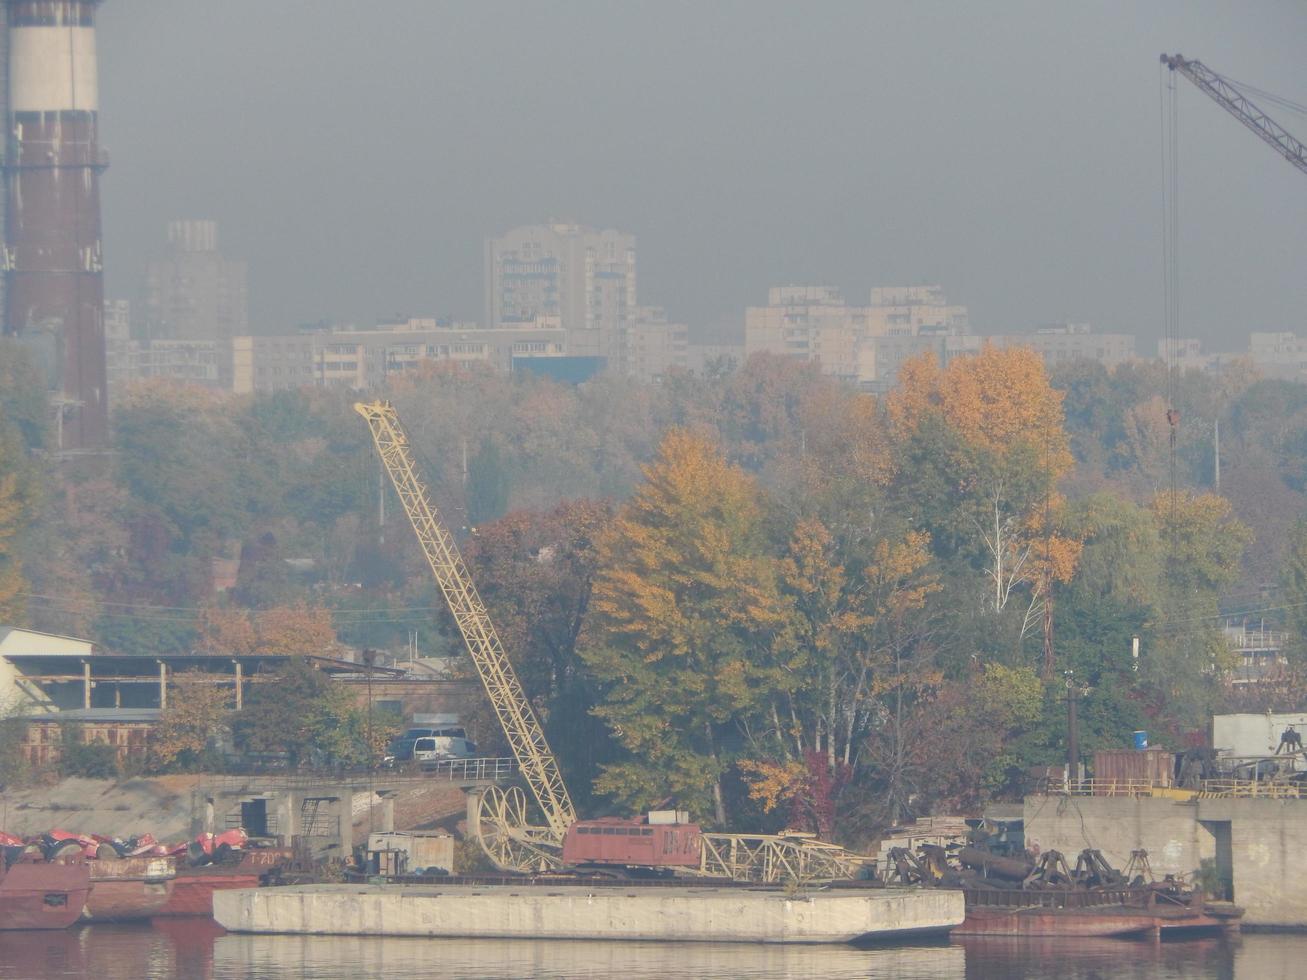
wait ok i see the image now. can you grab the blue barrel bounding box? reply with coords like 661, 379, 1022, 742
1133, 730, 1149, 750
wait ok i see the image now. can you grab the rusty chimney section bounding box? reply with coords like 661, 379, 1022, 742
3, 0, 107, 450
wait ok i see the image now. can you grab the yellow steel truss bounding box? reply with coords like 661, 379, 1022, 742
354, 401, 576, 840
698, 831, 873, 884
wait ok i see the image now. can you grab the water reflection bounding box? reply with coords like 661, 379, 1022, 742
3, 925, 1307, 980
215, 933, 961, 980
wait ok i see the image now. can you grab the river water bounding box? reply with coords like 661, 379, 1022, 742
1, 924, 1302, 979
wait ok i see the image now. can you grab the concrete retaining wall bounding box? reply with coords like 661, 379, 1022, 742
1197, 798, 1307, 928
1024, 795, 1216, 880
1024, 794, 1307, 927
214, 883, 964, 945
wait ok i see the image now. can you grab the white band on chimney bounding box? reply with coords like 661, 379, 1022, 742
9, 26, 99, 113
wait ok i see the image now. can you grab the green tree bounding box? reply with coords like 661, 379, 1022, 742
151, 671, 231, 771
467, 436, 511, 528
581, 429, 790, 824
0, 470, 25, 623
1279, 517, 1307, 666
234, 658, 358, 767
466, 500, 615, 807
1146, 491, 1252, 733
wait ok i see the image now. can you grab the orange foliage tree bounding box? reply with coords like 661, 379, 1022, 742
198, 603, 338, 657
150, 670, 231, 771
886, 346, 1081, 623
581, 429, 791, 825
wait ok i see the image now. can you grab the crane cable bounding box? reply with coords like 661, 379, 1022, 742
1160, 62, 1181, 536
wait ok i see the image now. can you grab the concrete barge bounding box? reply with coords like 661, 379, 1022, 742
214, 883, 964, 945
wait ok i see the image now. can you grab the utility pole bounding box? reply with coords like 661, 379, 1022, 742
1214, 417, 1221, 493
1065, 670, 1081, 791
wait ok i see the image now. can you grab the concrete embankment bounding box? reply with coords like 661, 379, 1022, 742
1024, 794, 1307, 928
214, 883, 964, 945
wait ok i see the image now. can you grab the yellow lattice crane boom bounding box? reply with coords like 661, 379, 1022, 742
354, 401, 576, 840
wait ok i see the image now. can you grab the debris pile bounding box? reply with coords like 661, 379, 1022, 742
0, 828, 255, 868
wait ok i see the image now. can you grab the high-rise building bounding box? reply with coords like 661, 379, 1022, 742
485, 223, 635, 358
144, 220, 248, 343
744, 286, 877, 385
617, 306, 688, 384
230, 316, 567, 395
745, 284, 972, 388
992, 322, 1135, 369
866, 285, 970, 337
3, 0, 109, 449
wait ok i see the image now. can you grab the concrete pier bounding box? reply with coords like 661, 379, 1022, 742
1024, 795, 1307, 928
214, 883, 964, 945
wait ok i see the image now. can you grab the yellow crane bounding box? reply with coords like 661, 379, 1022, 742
355, 401, 572, 869
357, 399, 874, 881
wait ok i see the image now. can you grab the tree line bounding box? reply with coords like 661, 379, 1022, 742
3, 338, 1307, 843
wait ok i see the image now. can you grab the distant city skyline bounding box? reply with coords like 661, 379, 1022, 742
95, 2, 1306, 346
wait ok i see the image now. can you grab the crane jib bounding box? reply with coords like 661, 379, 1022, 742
354, 401, 577, 840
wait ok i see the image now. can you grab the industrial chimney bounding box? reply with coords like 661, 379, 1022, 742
3, 0, 108, 450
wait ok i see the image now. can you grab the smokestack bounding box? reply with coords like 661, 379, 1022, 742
3, 0, 108, 450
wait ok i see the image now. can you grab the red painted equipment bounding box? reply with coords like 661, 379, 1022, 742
561, 815, 702, 869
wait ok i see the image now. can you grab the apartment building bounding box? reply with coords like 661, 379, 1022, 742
745, 285, 971, 386
485, 223, 636, 359
866, 285, 970, 337
617, 307, 689, 384
143, 221, 248, 343
994, 323, 1136, 369
230, 317, 566, 395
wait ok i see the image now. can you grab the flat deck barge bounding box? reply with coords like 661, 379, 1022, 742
215, 882, 964, 945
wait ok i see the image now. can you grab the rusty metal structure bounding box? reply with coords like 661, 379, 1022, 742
3, 1, 108, 449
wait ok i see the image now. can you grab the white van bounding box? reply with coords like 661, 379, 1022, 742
412, 734, 477, 765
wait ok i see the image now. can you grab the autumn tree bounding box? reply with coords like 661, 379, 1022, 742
197, 603, 338, 657
581, 429, 791, 824
860, 663, 1042, 821
737, 518, 940, 837
465, 500, 614, 804
233, 657, 370, 767
887, 346, 1081, 641
151, 671, 231, 771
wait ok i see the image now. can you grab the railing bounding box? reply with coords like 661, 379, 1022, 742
419, 757, 518, 782
1034, 778, 1307, 801
1035, 780, 1182, 798
195, 757, 518, 793
965, 886, 1155, 909
1197, 779, 1306, 799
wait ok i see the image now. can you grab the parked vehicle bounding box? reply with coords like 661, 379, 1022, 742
411, 733, 477, 766
387, 725, 471, 764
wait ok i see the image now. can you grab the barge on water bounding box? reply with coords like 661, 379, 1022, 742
0, 856, 91, 931
955, 885, 1243, 938
215, 881, 965, 945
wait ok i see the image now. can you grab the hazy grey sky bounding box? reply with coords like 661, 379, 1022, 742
99, 1, 1306, 346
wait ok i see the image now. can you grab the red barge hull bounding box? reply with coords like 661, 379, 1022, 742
155, 849, 294, 918
955, 901, 1243, 938
82, 857, 175, 922
0, 862, 92, 931
956, 906, 1157, 938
